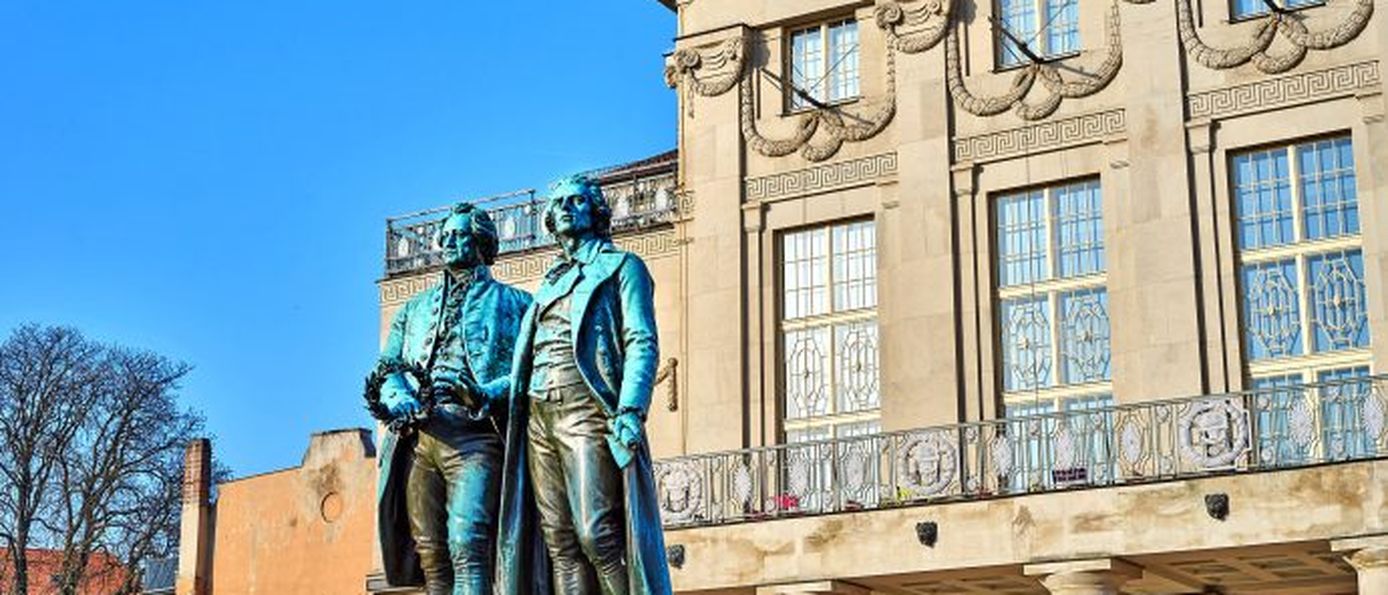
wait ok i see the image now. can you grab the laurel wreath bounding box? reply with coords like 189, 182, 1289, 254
363, 358, 434, 434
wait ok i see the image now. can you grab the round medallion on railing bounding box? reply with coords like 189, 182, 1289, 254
1177, 397, 1250, 469
655, 461, 704, 524
898, 430, 957, 498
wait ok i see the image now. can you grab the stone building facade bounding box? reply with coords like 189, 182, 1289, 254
646, 0, 1386, 591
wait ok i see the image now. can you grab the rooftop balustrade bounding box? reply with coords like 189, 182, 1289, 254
652, 373, 1388, 529
383, 158, 679, 277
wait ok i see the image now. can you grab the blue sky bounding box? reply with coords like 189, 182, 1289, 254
0, 1, 676, 476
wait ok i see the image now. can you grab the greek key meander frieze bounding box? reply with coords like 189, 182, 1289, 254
953, 109, 1127, 162
379, 273, 441, 307
1188, 60, 1381, 120
744, 152, 899, 202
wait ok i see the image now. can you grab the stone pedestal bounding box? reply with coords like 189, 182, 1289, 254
1333, 534, 1388, 595
1024, 558, 1142, 595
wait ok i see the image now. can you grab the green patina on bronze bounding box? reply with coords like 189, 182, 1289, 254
370, 202, 532, 595
370, 174, 672, 595
496, 175, 673, 595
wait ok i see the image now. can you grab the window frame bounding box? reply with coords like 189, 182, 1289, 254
777, 218, 881, 443
785, 17, 862, 114
1230, 133, 1371, 383
991, 177, 1113, 414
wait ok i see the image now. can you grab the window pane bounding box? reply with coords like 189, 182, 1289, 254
1232, 148, 1294, 250
1318, 366, 1373, 459
836, 421, 881, 438
785, 327, 830, 419
1231, 0, 1266, 18
1298, 137, 1359, 241
998, 0, 1038, 67
1044, 0, 1080, 55
1241, 259, 1302, 360
832, 220, 877, 311
1002, 296, 1053, 391
1308, 250, 1369, 353
1003, 401, 1054, 491
835, 320, 880, 414
1059, 288, 1111, 384
1055, 180, 1105, 278
1251, 373, 1309, 466
787, 427, 832, 443
783, 228, 829, 319
827, 20, 859, 102
790, 26, 824, 109
996, 190, 1048, 287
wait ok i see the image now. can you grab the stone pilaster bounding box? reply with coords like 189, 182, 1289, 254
1024, 558, 1142, 595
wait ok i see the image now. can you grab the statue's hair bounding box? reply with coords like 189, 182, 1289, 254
543, 174, 613, 240
442, 202, 500, 265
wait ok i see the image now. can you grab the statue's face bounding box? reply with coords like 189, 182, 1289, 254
547, 191, 597, 239
439, 213, 482, 270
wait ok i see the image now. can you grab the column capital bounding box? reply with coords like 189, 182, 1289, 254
1024, 558, 1143, 595
1333, 533, 1388, 571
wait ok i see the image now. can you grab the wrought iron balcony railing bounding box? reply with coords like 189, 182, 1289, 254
384, 169, 680, 277
653, 374, 1388, 529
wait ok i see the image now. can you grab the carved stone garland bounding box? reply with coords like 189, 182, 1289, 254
944, 1, 1126, 121
741, 46, 898, 162
1177, 0, 1373, 74
664, 0, 1181, 154
668, 32, 897, 163
876, 0, 953, 53
666, 36, 746, 117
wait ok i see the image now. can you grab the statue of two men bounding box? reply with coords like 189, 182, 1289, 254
371, 176, 673, 595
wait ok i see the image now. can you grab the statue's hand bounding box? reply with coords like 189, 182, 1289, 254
457, 375, 484, 412
613, 411, 644, 448
430, 377, 484, 411
388, 395, 423, 420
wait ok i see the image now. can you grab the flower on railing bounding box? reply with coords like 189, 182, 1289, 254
773, 493, 801, 511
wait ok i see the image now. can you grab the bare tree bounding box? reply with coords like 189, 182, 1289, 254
0, 326, 105, 595
0, 325, 213, 595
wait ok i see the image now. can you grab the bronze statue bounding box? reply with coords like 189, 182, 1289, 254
497, 175, 673, 595
369, 203, 531, 595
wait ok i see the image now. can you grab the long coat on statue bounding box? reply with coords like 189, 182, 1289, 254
495, 240, 673, 595
376, 268, 531, 587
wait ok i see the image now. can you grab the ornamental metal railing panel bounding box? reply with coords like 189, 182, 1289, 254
653, 373, 1388, 529
384, 170, 680, 277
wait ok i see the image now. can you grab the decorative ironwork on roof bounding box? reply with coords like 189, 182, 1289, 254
383, 150, 678, 278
